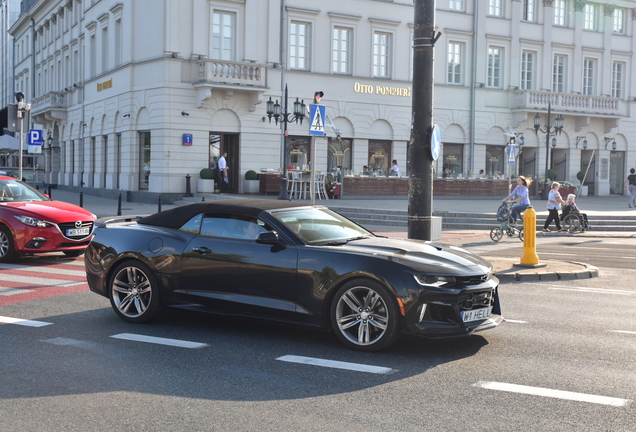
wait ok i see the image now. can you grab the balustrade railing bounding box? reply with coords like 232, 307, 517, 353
514, 90, 624, 116
194, 60, 266, 87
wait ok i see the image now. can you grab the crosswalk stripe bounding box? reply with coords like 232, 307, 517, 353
0, 264, 86, 277
277, 355, 394, 374
474, 381, 630, 407
0, 315, 53, 327
110, 333, 208, 349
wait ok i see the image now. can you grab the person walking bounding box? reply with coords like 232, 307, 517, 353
626, 168, 636, 208
218, 151, 229, 194
502, 176, 532, 225
543, 181, 566, 232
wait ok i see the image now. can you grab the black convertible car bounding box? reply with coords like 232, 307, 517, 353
85, 199, 502, 351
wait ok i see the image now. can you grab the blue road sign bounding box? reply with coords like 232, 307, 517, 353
431, 125, 441, 161
309, 104, 326, 136
28, 129, 43, 154
508, 143, 517, 164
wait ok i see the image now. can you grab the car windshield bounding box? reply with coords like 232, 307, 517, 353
0, 179, 50, 202
271, 206, 374, 245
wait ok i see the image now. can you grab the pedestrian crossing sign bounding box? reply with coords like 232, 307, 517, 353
309, 104, 326, 136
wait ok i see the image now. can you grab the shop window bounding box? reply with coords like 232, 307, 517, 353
485, 145, 505, 178
367, 140, 391, 176
442, 143, 463, 178
286, 136, 311, 169
327, 138, 351, 175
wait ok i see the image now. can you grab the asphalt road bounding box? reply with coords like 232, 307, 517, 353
1, 237, 634, 432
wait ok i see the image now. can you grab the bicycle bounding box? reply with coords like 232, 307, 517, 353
490, 201, 524, 242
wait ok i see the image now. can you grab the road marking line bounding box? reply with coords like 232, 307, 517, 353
609, 330, 636, 336
474, 381, 630, 407
0, 287, 35, 296
0, 263, 87, 276
277, 355, 394, 374
110, 333, 208, 349
0, 315, 53, 327
548, 286, 633, 295
0, 274, 86, 286
504, 319, 528, 323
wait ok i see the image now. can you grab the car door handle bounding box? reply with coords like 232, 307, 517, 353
192, 246, 211, 255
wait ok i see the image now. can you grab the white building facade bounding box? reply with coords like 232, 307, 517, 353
7, 0, 636, 201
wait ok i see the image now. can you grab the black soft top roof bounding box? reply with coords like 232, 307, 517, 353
138, 199, 314, 229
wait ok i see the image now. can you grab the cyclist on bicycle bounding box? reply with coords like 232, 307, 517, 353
502, 176, 532, 225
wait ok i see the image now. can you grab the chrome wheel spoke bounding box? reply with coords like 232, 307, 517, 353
337, 313, 361, 330
342, 291, 362, 311
358, 320, 370, 344
118, 294, 135, 313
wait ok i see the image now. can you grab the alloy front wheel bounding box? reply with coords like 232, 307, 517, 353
331, 279, 399, 351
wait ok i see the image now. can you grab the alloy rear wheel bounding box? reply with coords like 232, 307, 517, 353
109, 260, 160, 323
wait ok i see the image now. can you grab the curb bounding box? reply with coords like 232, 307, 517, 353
493, 261, 599, 282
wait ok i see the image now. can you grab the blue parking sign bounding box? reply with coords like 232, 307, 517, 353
28, 129, 43, 154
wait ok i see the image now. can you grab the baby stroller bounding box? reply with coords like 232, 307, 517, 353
490, 201, 524, 242
560, 205, 591, 233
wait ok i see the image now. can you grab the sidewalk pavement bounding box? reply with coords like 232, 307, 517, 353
49, 188, 630, 282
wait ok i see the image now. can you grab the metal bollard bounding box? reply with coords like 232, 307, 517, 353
117, 193, 122, 216
47, 184, 52, 199
184, 174, 193, 197
520, 206, 539, 265
79, 191, 83, 208
157, 195, 162, 213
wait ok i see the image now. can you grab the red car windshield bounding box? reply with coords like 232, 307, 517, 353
0, 179, 50, 202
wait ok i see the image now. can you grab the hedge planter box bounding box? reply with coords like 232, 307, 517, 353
197, 178, 216, 193
244, 179, 260, 194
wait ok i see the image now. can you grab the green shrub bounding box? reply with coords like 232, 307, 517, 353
200, 168, 214, 179
245, 170, 258, 180
576, 170, 585, 183
546, 169, 556, 180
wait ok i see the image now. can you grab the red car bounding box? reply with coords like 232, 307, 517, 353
0, 176, 96, 262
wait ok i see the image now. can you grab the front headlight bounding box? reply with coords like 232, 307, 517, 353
14, 215, 53, 228
414, 274, 456, 288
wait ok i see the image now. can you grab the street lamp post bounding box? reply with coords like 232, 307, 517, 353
534, 102, 564, 198
266, 84, 306, 200
15, 92, 32, 181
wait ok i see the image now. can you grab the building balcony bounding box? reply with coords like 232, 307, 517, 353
513, 90, 626, 118
30, 91, 68, 124
190, 60, 267, 110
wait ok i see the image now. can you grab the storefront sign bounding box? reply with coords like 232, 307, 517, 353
354, 82, 411, 97
97, 78, 113, 91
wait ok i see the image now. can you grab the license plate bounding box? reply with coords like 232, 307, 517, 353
461, 307, 492, 323
67, 228, 90, 236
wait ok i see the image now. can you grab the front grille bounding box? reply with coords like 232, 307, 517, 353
56, 221, 94, 240
458, 290, 494, 311
455, 274, 489, 285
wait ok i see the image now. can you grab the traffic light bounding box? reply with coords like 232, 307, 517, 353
6, 104, 18, 132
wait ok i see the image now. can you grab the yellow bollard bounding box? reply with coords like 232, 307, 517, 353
519, 205, 539, 265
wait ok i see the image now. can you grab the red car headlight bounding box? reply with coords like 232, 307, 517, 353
14, 215, 54, 228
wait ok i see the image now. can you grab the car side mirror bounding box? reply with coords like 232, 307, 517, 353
256, 231, 280, 244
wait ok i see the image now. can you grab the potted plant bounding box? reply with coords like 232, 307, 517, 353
244, 170, 259, 194
198, 168, 216, 193
576, 170, 588, 196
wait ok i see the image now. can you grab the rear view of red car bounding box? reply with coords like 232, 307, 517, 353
0, 176, 96, 262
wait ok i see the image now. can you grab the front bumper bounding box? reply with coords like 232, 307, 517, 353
402, 278, 503, 339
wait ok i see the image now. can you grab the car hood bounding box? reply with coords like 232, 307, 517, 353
330, 237, 493, 275
2, 200, 95, 222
